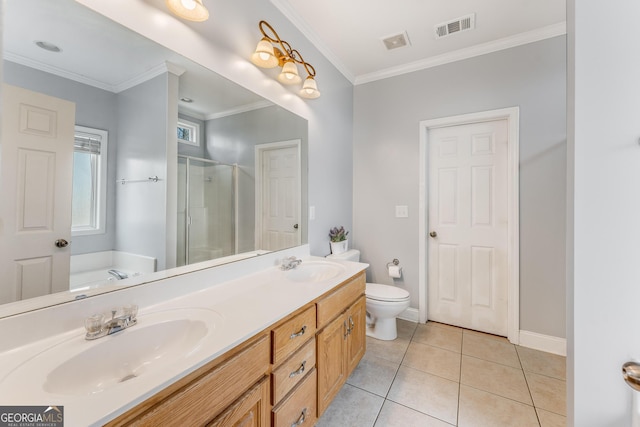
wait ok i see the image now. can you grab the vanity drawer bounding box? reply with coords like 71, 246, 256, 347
272, 369, 317, 427
125, 334, 270, 426
316, 271, 365, 329
272, 305, 316, 365
271, 337, 316, 405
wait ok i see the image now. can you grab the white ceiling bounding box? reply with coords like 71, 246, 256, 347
271, 0, 566, 84
3, 0, 269, 118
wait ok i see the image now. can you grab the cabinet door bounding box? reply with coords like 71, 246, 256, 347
316, 313, 348, 416
209, 377, 270, 427
346, 296, 366, 374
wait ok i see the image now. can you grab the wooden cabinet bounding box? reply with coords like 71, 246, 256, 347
106, 334, 270, 427
315, 272, 366, 416
208, 377, 270, 427
272, 370, 317, 427
106, 270, 366, 427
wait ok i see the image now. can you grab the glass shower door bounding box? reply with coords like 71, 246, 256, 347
178, 156, 236, 266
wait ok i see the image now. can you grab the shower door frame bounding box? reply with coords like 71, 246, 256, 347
179, 155, 238, 266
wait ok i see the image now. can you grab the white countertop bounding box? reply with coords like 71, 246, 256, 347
0, 256, 367, 426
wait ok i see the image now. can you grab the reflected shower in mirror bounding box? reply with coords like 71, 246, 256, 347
0, 0, 308, 315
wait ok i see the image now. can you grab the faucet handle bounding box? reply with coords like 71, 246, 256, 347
85, 314, 105, 338
123, 304, 138, 319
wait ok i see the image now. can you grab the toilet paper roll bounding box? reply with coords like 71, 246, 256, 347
388, 265, 402, 278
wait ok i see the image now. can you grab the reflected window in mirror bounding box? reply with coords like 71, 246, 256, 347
72, 126, 108, 236
177, 118, 200, 146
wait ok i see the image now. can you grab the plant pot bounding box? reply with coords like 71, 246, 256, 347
330, 240, 348, 255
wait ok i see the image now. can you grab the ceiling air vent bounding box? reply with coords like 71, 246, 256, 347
435, 13, 475, 39
381, 31, 411, 51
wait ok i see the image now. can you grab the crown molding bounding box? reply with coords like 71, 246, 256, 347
355, 21, 567, 85
114, 61, 185, 92
205, 100, 274, 121
3, 53, 185, 94
4, 52, 116, 92
269, 0, 355, 84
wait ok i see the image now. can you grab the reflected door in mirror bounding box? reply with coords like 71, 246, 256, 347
0, 84, 75, 303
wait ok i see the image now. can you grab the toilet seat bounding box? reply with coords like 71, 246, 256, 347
366, 283, 410, 302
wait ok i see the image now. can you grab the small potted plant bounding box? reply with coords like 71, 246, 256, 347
329, 226, 349, 255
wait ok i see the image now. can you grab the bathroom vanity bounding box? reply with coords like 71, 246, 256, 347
0, 250, 367, 427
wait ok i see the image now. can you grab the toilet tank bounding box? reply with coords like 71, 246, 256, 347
326, 249, 360, 262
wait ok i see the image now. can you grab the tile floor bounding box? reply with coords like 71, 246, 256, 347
316, 320, 566, 427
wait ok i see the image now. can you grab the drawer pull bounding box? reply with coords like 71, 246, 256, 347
344, 320, 349, 339
289, 361, 307, 378
291, 408, 307, 427
290, 325, 307, 340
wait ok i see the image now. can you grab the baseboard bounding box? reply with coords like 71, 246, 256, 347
398, 307, 420, 323
519, 330, 566, 356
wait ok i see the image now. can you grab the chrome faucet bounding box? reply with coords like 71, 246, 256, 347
281, 256, 302, 270
84, 305, 138, 340
108, 269, 128, 280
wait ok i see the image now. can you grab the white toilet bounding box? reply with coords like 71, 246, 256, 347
327, 249, 410, 340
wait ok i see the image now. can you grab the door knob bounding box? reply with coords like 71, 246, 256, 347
293, 223, 299, 229
429, 231, 437, 238
55, 239, 69, 248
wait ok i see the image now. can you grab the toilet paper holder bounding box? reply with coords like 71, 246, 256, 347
387, 259, 400, 267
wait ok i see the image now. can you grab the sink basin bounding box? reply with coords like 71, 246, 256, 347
3, 308, 222, 396
285, 260, 346, 283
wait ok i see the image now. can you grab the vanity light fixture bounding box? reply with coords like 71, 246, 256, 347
165, 0, 209, 22
251, 20, 320, 99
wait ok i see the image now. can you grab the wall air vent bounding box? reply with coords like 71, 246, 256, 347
435, 13, 476, 39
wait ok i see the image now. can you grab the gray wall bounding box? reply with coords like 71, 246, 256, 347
205, 105, 308, 253
353, 36, 567, 338
3, 60, 118, 255
115, 73, 172, 269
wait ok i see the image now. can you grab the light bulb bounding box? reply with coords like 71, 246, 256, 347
259, 52, 270, 61
180, 0, 196, 10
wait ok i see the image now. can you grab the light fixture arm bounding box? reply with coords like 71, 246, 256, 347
258, 20, 316, 77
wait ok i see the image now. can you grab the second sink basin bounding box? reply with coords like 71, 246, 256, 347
2, 308, 223, 397
285, 260, 346, 283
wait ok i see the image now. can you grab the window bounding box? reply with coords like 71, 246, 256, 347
72, 126, 108, 236
177, 118, 200, 146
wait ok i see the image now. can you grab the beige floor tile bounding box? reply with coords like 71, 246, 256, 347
526, 372, 567, 416
397, 319, 418, 340
387, 366, 459, 425
426, 321, 463, 333
460, 355, 532, 404
374, 400, 454, 427
458, 385, 539, 427
517, 346, 566, 380
413, 323, 463, 353
537, 408, 567, 427
462, 333, 521, 368
402, 341, 461, 382
316, 384, 384, 427
366, 336, 411, 364
347, 352, 400, 397
463, 328, 511, 343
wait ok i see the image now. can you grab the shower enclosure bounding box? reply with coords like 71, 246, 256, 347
177, 156, 237, 267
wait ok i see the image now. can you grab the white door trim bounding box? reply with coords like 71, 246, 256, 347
255, 139, 302, 249
419, 107, 520, 344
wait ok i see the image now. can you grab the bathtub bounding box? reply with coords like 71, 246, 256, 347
70, 251, 156, 291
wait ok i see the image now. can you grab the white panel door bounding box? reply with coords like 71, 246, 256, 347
0, 84, 76, 304
428, 119, 508, 335
260, 145, 300, 251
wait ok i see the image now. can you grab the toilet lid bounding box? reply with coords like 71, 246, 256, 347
366, 283, 410, 301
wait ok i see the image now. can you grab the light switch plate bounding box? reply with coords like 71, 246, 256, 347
309, 206, 316, 220
395, 205, 408, 218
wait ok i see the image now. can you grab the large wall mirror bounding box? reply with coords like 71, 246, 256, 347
0, 0, 308, 317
